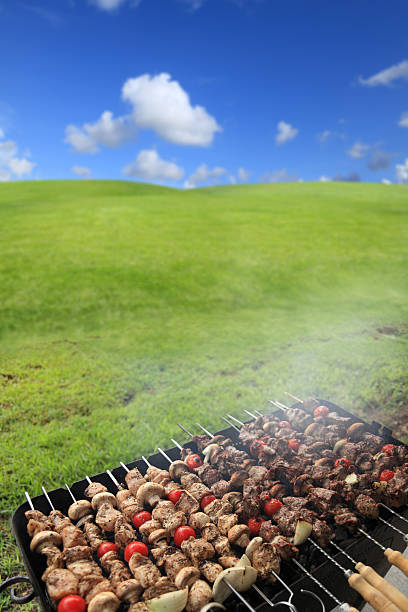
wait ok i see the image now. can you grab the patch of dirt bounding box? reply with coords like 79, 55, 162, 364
0, 373, 17, 384
376, 326, 402, 337
123, 391, 136, 404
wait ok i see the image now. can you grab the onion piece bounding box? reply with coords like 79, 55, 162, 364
147, 588, 188, 611
213, 566, 257, 603
200, 604, 226, 611
345, 473, 358, 485
245, 537, 262, 562
293, 520, 312, 545
235, 554, 252, 568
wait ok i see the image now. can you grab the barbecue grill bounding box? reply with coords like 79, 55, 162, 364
4, 399, 408, 611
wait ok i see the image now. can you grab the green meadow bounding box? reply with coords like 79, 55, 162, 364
1, 180, 408, 608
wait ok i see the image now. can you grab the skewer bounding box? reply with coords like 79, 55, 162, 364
106, 470, 121, 489
380, 503, 408, 527
284, 391, 303, 403
85, 475, 92, 484
178, 423, 194, 437
311, 540, 402, 612
120, 461, 130, 473
157, 447, 173, 464
292, 558, 358, 612
25, 491, 34, 510
330, 540, 408, 609
268, 399, 288, 412
378, 516, 408, 542
227, 414, 245, 427
65, 484, 76, 503
171, 438, 183, 451
254, 409, 263, 417
220, 416, 240, 432
358, 528, 408, 578
221, 579, 257, 612
41, 486, 55, 511
195, 422, 214, 437
141, 456, 151, 467
244, 410, 259, 420
270, 568, 325, 612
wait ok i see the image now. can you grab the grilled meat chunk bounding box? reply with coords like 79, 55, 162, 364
64, 545, 93, 566
186, 579, 212, 612
96, 503, 122, 532
199, 560, 223, 583
354, 494, 379, 519
128, 552, 161, 589
308, 487, 338, 513
181, 537, 215, 566
258, 521, 280, 542
142, 578, 178, 601
61, 525, 88, 549
271, 536, 299, 560
46, 568, 78, 603
252, 543, 281, 582
114, 515, 137, 549
312, 519, 334, 547
84, 482, 107, 498
175, 491, 200, 517
48, 510, 72, 533
83, 521, 104, 552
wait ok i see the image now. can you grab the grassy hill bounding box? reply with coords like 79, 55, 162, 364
0, 180, 407, 607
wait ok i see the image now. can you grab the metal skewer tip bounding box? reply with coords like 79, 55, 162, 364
244, 409, 258, 420
380, 503, 408, 527
41, 486, 55, 511
358, 528, 386, 551
268, 399, 287, 411
107, 470, 121, 489
141, 456, 151, 467
65, 484, 76, 503
157, 447, 172, 464
120, 461, 130, 473
254, 409, 263, 417
25, 491, 34, 510
284, 391, 303, 403
311, 541, 352, 578
177, 423, 194, 437
226, 414, 245, 427
221, 416, 240, 432
171, 438, 183, 451
378, 516, 408, 542
195, 422, 213, 437
85, 475, 92, 484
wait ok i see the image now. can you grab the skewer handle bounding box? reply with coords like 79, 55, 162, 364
385, 548, 408, 578
348, 573, 402, 612
356, 563, 408, 610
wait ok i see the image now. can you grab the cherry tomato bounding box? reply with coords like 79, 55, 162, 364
186, 454, 203, 471
132, 511, 152, 529
97, 541, 118, 559
250, 439, 266, 457
288, 439, 299, 452
168, 489, 183, 504
382, 444, 395, 455
248, 517, 265, 536
314, 405, 329, 418
200, 494, 216, 509
58, 595, 86, 612
335, 458, 351, 469
279, 421, 291, 429
174, 526, 195, 547
263, 498, 283, 516
379, 470, 395, 482
124, 541, 149, 562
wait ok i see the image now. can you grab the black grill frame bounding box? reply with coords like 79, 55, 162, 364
9, 400, 408, 611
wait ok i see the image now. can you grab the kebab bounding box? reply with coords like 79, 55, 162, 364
25, 489, 120, 612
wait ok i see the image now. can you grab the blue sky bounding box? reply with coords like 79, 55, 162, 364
1, 0, 408, 186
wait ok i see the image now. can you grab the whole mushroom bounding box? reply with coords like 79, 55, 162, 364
136, 482, 164, 507
227, 525, 250, 548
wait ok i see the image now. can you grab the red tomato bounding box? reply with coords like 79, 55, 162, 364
263, 498, 283, 516
379, 470, 395, 482
382, 444, 395, 455
249, 439, 266, 457
288, 439, 299, 452
186, 454, 203, 471
58, 596, 86, 612
97, 541, 118, 559
174, 526, 195, 547
334, 458, 351, 469
168, 489, 183, 504
279, 421, 291, 429
132, 511, 152, 529
314, 405, 329, 418
248, 517, 265, 536
200, 494, 216, 509
124, 541, 149, 562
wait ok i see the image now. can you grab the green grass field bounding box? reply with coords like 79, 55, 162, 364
1, 180, 407, 609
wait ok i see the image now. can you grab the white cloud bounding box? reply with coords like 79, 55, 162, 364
317, 130, 331, 143
398, 111, 408, 128
275, 121, 298, 146
368, 150, 391, 171
0, 168, 11, 182
319, 175, 332, 182
88, 0, 127, 10
184, 163, 228, 188
0, 138, 36, 180
8, 157, 36, 178
0, 140, 18, 161
65, 111, 135, 154
122, 73, 221, 146
237, 167, 251, 182
347, 141, 370, 159
396, 159, 408, 184
381, 179, 391, 185
123, 149, 184, 182
72, 165, 92, 179
259, 169, 299, 183
358, 60, 408, 87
